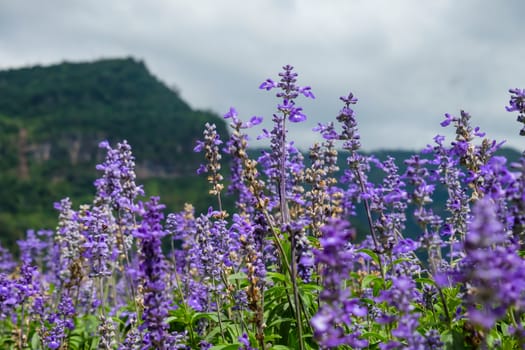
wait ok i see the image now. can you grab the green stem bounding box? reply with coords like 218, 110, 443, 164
212, 278, 226, 342
18, 303, 25, 350
289, 228, 305, 350
278, 114, 305, 350
436, 287, 452, 328
355, 169, 386, 281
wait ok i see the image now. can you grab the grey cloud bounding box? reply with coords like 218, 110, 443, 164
1, 0, 524, 151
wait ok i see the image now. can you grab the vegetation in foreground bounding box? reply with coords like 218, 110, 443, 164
1, 66, 525, 349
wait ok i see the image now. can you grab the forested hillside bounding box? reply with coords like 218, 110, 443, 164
0, 58, 228, 248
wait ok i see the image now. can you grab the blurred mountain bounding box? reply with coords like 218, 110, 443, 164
0, 57, 228, 248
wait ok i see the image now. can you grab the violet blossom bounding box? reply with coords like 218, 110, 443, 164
134, 196, 176, 349
506, 88, 525, 136
459, 198, 525, 330
311, 218, 368, 349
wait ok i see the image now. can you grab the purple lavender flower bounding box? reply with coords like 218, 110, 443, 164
304, 129, 342, 233
194, 122, 224, 196
134, 196, 175, 349
98, 314, 118, 349
439, 111, 502, 194
53, 198, 84, 283
403, 155, 443, 274
0, 264, 39, 324
258, 65, 314, 218
311, 218, 368, 349
166, 205, 209, 312
506, 88, 525, 136
17, 229, 52, 266
222, 108, 259, 215
367, 156, 410, 255
0, 242, 16, 273
334, 92, 387, 258
81, 204, 117, 278
95, 140, 144, 252
260, 65, 315, 122
189, 210, 226, 305
95, 140, 144, 210
459, 198, 525, 330
425, 133, 469, 263
234, 213, 267, 323
258, 68, 315, 346
238, 333, 256, 350
46, 292, 76, 349
376, 276, 434, 349
476, 156, 520, 233
0, 273, 18, 320
332, 92, 370, 212
336, 92, 361, 163
119, 315, 142, 350
504, 90, 525, 243
506, 158, 525, 244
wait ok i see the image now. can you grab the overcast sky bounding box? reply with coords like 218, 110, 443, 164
1, 0, 524, 151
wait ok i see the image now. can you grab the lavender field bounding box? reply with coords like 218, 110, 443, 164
1, 66, 525, 349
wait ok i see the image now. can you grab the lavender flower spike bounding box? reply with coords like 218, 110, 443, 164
134, 197, 177, 349
311, 218, 368, 349
460, 198, 525, 330
506, 88, 525, 136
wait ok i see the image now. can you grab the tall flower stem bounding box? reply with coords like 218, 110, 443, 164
246, 135, 305, 350
354, 170, 386, 280
336, 92, 385, 279
214, 196, 226, 342
212, 278, 226, 342
244, 156, 302, 341
279, 110, 305, 350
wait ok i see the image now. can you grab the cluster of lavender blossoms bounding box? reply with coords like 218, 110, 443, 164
1, 66, 525, 349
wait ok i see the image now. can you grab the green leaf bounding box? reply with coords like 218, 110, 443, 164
358, 248, 380, 266
68, 334, 83, 350
225, 323, 244, 340
361, 274, 383, 289
30, 332, 41, 350
227, 271, 248, 283
388, 257, 412, 268
267, 271, 287, 283
264, 333, 283, 342
165, 315, 180, 324
209, 344, 242, 350
360, 331, 388, 342
191, 312, 220, 323
415, 277, 436, 287
167, 304, 194, 325
266, 297, 293, 328
442, 329, 466, 350
203, 324, 225, 343
300, 283, 322, 293
267, 317, 295, 329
